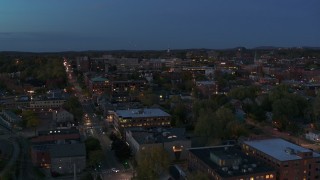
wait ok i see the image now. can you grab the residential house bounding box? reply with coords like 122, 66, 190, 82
305, 131, 320, 143
0, 110, 22, 129
52, 109, 75, 128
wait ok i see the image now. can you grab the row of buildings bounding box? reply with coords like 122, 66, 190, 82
107, 107, 320, 180
30, 128, 86, 175
188, 138, 320, 180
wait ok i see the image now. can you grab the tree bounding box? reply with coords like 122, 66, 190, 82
249, 104, 266, 122
139, 90, 159, 106
88, 150, 105, 168
21, 110, 40, 129
228, 86, 259, 100
63, 96, 83, 121
226, 120, 248, 138
136, 146, 170, 180
112, 139, 132, 162
194, 109, 215, 138
171, 103, 187, 126
85, 137, 101, 153
313, 95, 320, 121
194, 107, 237, 144
272, 98, 298, 130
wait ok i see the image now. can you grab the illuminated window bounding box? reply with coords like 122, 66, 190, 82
266, 175, 270, 179
270, 174, 274, 178
250, 177, 254, 180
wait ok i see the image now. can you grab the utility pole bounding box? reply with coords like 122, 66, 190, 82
74, 163, 77, 180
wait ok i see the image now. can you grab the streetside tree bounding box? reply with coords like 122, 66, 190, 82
135, 146, 170, 180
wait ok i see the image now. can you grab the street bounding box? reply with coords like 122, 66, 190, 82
65, 60, 133, 179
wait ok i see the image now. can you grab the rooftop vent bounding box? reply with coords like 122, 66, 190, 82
222, 167, 228, 172
162, 132, 170, 137
285, 147, 295, 155
232, 165, 239, 170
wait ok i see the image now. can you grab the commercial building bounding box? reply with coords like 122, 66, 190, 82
242, 138, 320, 180
30, 128, 83, 171
29, 99, 66, 109
109, 80, 145, 102
88, 76, 109, 93
50, 143, 86, 175
188, 145, 276, 180
31, 128, 81, 144
125, 127, 191, 161
182, 66, 215, 77
112, 108, 171, 129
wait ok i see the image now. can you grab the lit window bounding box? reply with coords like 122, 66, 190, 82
266, 175, 270, 179
270, 174, 274, 178
250, 177, 254, 180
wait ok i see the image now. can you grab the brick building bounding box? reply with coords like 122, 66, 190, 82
125, 127, 191, 161
188, 145, 276, 180
242, 138, 320, 180
112, 108, 171, 129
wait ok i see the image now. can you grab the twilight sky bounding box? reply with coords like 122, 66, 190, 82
0, 0, 319, 52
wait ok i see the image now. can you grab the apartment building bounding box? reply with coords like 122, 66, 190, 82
125, 127, 191, 161
188, 145, 276, 180
112, 108, 171, 129
242, 138, 320, 180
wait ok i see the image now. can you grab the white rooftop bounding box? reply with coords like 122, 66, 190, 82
244, 138, 320, 161
116, 108, 170, 118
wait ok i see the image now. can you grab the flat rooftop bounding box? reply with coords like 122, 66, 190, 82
116, 108, 170, 118
126, 127, 188, 144
38, 128, 79, 136
50, 143, 86, 158
189, 146, 274, 178
243, 138, 320, 161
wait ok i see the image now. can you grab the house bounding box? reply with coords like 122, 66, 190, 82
52, 109, 74, 128
242, 138, 320, 180
0, 110, 22, 129
125, 127, 191, 161
305, 130, 320, 142
195, 81, 218, 98
188, 145, 276, 180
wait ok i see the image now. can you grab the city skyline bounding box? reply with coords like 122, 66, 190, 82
0, 0, 320, 52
